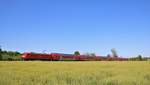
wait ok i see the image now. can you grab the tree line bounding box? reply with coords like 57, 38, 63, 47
0, 47, 150, 61
0, 47, 22, 61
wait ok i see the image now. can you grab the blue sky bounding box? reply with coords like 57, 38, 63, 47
0, 0, 150, 57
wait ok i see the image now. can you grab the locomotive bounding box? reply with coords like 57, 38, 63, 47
21, 52, 128, 61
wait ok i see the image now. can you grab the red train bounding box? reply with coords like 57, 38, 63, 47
21, 52, 128, 61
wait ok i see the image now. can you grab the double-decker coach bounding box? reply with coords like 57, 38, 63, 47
51, 53, 77, 61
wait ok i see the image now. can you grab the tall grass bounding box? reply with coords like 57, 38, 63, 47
0, 61, 150, 85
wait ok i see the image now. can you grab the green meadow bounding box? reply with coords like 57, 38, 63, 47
0, 61, 150, 85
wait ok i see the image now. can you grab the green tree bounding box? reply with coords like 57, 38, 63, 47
137, 55, 142, 61
74, 51, 80, 56
111, 48, 118, 57
0, 46, 2, 60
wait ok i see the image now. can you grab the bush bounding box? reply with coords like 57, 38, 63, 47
0, 50, 22, 61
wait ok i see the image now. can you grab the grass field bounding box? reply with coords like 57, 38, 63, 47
0, 61, 150, 85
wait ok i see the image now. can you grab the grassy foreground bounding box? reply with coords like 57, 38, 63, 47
0, 61, 150, 85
